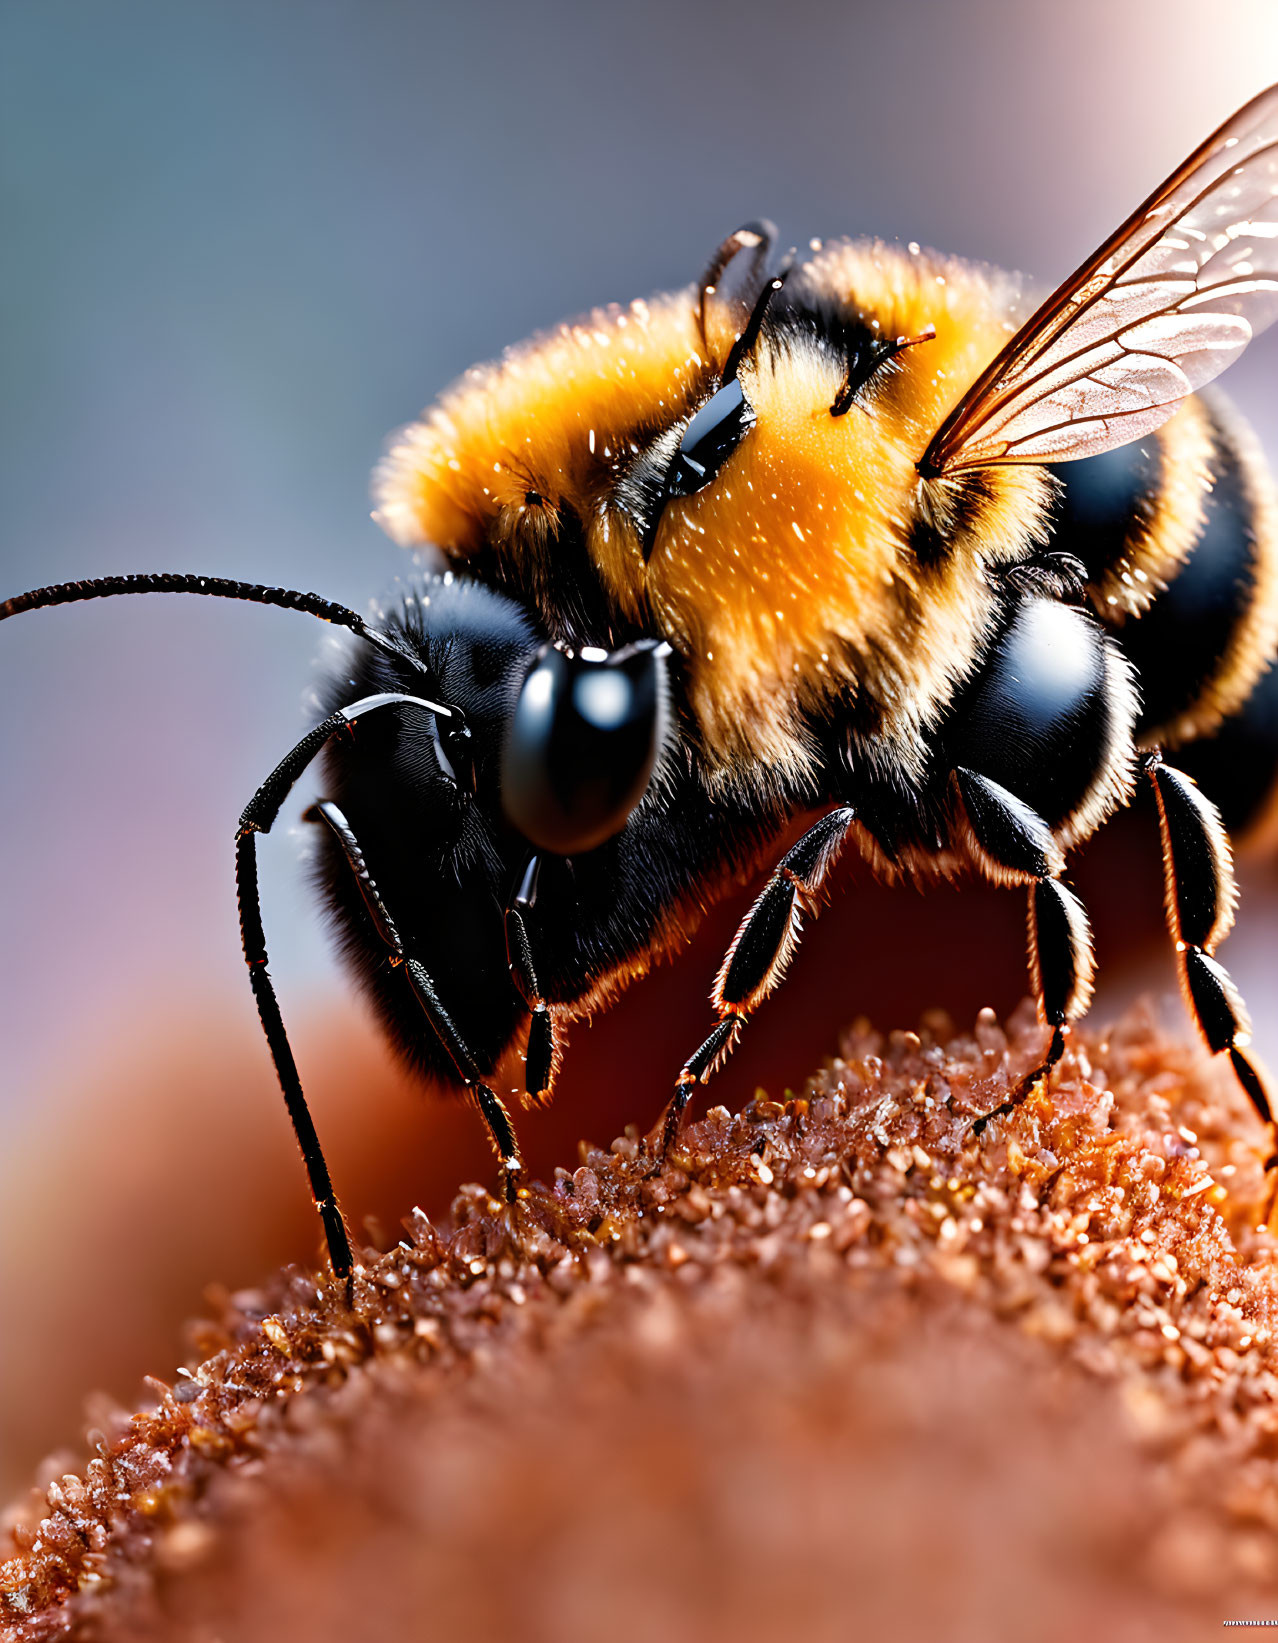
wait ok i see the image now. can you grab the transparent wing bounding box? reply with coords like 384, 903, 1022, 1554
920, 84, 1278, 476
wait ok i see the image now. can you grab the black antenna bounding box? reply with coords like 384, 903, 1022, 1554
235, 690, 459, 1279
696, 220, 776, 357
721, 255, 793, 385
0, 571, 431, 677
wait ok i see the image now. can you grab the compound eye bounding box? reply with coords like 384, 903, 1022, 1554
502, 640, 668, 855
663, 378, 755, 500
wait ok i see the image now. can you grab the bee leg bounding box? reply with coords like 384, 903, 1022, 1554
504, 855, 557, 1104
969, 879, 1089, 1133
310, 801, 525, 1205
952, 770, 1095, 1135
655, 806, 856, 1160
1144, 753, 1277, 1203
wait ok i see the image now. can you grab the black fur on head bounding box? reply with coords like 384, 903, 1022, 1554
311, 575, 782, 1098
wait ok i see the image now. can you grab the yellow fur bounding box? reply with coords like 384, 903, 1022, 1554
374, 237, 1277, 834
375, 241, 1055, 786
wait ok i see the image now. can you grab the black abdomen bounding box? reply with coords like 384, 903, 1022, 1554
1047, 394, 1278, 840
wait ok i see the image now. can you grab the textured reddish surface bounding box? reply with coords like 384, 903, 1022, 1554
5, 1003, 1278, 1641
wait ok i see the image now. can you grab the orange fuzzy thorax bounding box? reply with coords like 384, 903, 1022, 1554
375, 241, 1055, 786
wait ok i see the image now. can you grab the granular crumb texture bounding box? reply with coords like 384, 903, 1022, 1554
5, 1003, 1278, 1642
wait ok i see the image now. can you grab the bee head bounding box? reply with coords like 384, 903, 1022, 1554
310, 575, 675, 1068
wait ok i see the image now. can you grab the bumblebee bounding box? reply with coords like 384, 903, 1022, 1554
7, 86, 1278, 1278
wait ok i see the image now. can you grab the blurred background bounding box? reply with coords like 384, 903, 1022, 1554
2, 0, 1277, 1500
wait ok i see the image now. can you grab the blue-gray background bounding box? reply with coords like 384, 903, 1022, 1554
2, 0, 1277, 1491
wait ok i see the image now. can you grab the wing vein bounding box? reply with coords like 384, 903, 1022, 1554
919, 86, 1278, 475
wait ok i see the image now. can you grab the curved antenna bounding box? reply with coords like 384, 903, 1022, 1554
0, 570, 432, 677
2, 564, 467, 1276
236, 691, 453, 1279
696, 220, 776, 357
